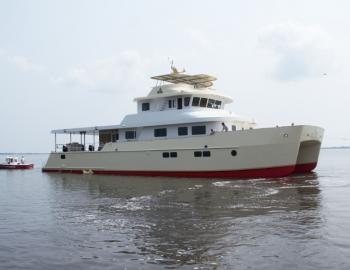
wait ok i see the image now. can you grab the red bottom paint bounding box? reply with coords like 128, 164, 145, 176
293, 162, 317, 173
42, 165, 297, 179
0, 164, 34, 170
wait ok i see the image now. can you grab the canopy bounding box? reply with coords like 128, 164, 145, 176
151, 73, 217, 88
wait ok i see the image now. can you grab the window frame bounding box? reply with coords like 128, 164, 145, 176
191, 125, 206, 135
125, 130, 136, 140
141, 102, 150, 111
154, 128, 167, 137
178, 126, 188, 136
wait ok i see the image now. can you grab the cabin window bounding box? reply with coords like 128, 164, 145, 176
170, 152, 177, 158
231, 150, 237, 156
200, 98, 208, 107
194, 151, 202, 157
184, 97, 191, 107
154, 128, 167, 137
111, 133, 119, 142
142, 102, 150, 111
203, 151, 211, 157
207, 99, 215, 108
125, 130, 136, 140
192, 97, 200, 107
163, 152, 170, 158
178, 127, 188, 136
177, 98, 183, 109
168, 100, 175, 108
60, 154, 66, 159
192, 125, 206, 135
215, 100, 222, 109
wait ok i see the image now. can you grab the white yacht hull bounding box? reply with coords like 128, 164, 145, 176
42, 125, 324, 179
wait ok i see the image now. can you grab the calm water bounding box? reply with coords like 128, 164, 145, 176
0, 149, 350, 270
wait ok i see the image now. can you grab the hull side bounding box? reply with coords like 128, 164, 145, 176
42, 165, 295, 179
42, 125, 310, 179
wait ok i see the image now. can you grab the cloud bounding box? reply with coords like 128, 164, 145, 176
258, 22, 334, 81
0, 49, 46, 72
53, 50, 149, 93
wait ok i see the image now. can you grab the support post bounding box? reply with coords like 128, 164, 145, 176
70, 133, 72, 144
54, 133, 57, 152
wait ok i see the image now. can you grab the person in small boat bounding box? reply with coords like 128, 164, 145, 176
21, 156, 25, 164
210, 129, 216, 135
221, 122, 228, 132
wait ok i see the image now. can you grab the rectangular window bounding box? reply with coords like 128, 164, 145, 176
178, 127, 188, 136
192, 97, 200, 106
170, 152, 177, 158
192, 125, 206, 135
60, 154, 66, 159
203, 151, 211, 157
154, 128, 167, 137
207, 99, 215, 108
142, 102, 150, 111
111, 133, 119, 142
184, 97, 191, 106
200, 98, 208, 107
215, 100, 222, 109
168, 100, 175, 108
125, 130, 136, 140
194, 151, 202, 157
177, 98, 182, 109
162, 152, 169, 158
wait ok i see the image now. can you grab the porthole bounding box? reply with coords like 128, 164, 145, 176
231, 150, 237, 156
60, 154, 66, 159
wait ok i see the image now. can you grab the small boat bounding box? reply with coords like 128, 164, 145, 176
0, 156, 34, 170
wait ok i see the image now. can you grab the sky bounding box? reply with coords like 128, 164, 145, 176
0, 0, 349, 152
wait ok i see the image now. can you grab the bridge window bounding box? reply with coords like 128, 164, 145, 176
178, 127, 188, 136
192, 125, 206, 135
163, 152, 169, 158
142, 102, 150, 111
192, 97, 200, 106
207, 99, 215, 108
215, 100, 222, 109
200, 98, 208, 107
154, 128, 167, 137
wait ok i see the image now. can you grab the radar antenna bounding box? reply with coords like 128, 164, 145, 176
168, 57, 185, 74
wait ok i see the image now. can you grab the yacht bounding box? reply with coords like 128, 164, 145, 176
42, 67, 324, 179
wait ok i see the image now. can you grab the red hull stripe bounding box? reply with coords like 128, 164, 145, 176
42, 165, 297, 179
293, 162, 317, 173
0, 164, 34, 170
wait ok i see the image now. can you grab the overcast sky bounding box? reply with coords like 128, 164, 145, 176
0, 0, 349, 152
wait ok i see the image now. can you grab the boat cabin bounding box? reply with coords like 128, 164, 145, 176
50, 70, 255, 152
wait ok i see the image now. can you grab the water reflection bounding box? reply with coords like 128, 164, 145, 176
45, 173, 321, 268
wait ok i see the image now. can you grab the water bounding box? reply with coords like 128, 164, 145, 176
0, 149, 349, 270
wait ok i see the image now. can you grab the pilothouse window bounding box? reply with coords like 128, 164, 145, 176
192, 97, 200, 107
200, 98, 208, 107
142, 102, 150, 111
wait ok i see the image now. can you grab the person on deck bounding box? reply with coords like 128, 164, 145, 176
221, 122, 228, 132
